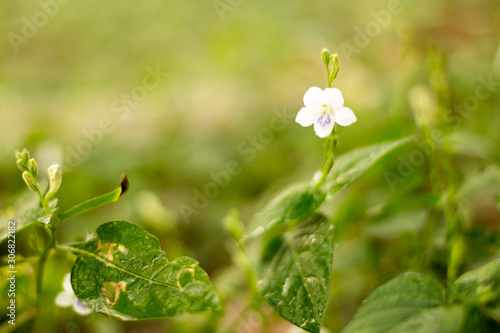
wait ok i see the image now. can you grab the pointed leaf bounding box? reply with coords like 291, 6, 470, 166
342, 272, 463, 333
246, 182, 326, 236
58, 187, 122, 223
256, 214, 334, 333
455, 258, 500, 305
456, 166, 500, 201
326, 136, 413, 194
58, 174, 128, 224
65, 220, 222, 319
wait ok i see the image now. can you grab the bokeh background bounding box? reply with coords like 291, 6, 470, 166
1, 0, 500, 332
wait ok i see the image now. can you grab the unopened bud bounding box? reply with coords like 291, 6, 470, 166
28, 158, 38, 178
329, 54, 340, 81
15, 149, 30, 172
22, 171, 39, 192
16, 158, 28, 172
321, 48, 330, 66
16, 148, 30, 161
48, 164, 62, 194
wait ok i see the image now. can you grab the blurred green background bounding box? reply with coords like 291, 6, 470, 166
1, 0, 500, 332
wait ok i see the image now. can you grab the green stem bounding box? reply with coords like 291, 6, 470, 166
315, 50, 340, 189
417, 123, 461, 286
326, 65, 333, 88
416, 125, 442, 263
416, 207, 439, 270
227, 236, 262, 307
315, 130, 337, 189
35, 226, 56, 311
35, 187, 51, 215
444, 160, 461, 284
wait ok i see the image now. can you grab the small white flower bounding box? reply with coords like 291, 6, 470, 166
296, 87, 356, 138
55, 273, 92, 316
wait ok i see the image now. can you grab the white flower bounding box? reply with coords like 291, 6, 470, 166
296, 87, 356, 138
55, 273, 92, 316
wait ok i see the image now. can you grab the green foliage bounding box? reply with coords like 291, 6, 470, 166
0, 207, 51, 243
247, 183, 326, 236
2, 7, 500, 329
66, 220, 223, 319
342, 273, 464, 333
256, 214, 333, 333
455, 259, 500, 305
247, 136, 412, 237
245, 136, 414, 331
57, 186, 123, 223
325, 136, 413, 194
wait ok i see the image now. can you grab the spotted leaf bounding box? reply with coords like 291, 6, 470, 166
256, 214, 334, 333
66, 220, 223, 319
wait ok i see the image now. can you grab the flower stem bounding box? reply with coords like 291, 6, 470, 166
316, 49, 341, 189
316, 129, 337, 189
35, 187, 51, 215
35, 226, 56, 312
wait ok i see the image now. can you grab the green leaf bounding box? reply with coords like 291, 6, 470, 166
326, 136, 413, 194
256, 214, 334, 333
386, 305, 464, 333
455, 166, 500, 202
245, 137, 412, 237
64, 220, 222, 319
342, 272, 463, 333
246, 182, 326, 236
0, 207, 51, 244
442, 130, 496, 160
58, 186, 123, 223
455, 259, 500, 305
364, 209, 428, 239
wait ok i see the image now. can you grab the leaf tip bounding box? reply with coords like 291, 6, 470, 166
120, 173, 129, 196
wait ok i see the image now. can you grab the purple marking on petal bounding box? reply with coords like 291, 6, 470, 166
76, 300, 87, 309
316, 112, 331, 126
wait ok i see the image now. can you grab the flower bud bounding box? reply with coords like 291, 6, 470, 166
15, 149, 30, 172
22, 171, 39, 192
28, 158, 38, 178
17, 148, 30, 161
329, 54, 339, 81
321, 48, 330, 66
48, 164, 62, 193
16, 158, 28, 172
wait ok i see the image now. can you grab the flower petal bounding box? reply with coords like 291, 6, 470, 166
73, 299, 92, 316
63, 273, 73, 292
303, 87, 324, 108
334, 107, 357, 126
55, 291, 74, 308
296, 107, 316, 127
323, 88, 344, 110
314, 112, 335, 138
